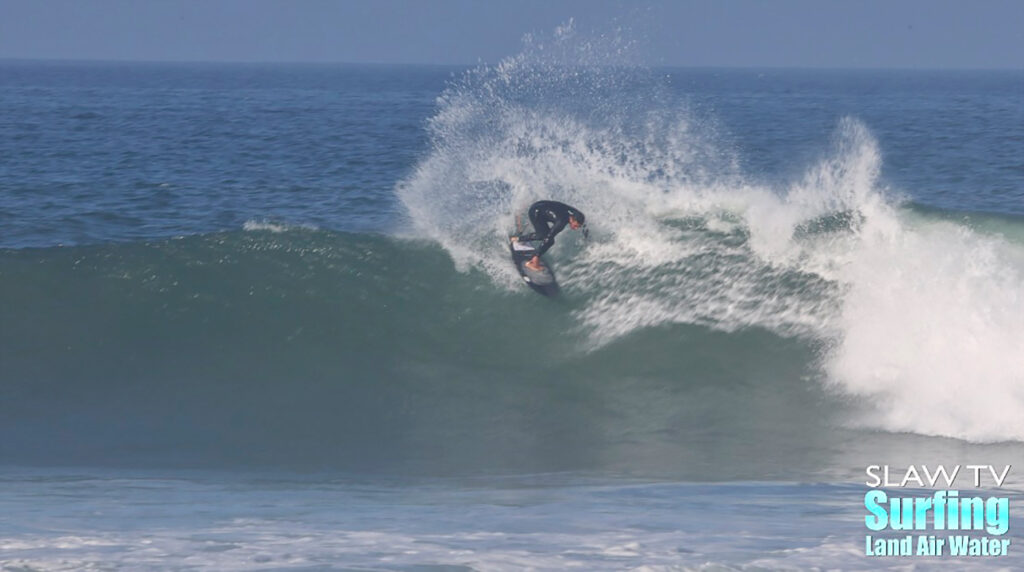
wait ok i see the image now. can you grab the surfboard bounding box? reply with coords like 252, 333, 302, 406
509, 236, 559, 296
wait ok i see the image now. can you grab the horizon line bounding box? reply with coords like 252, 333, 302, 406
1, 56, 1022, 73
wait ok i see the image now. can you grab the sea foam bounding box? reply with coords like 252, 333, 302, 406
398, 22, 1024, 443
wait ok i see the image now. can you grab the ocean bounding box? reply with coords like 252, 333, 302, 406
2, 32, 1023, 571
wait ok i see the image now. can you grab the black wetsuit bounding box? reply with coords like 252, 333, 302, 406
517, 200, 585, 257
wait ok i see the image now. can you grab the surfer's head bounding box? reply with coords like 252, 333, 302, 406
568, 210, 585, 230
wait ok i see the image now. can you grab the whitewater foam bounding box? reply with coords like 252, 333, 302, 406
242, 219, 318, 233
398, 23, 1024, 443
827, 212, 1024, 441
15, 473, 1002, 572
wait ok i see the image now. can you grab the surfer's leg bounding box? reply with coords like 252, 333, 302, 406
523, 206, 551, 242
517, 206, 549, 242
528, 204, 544, 233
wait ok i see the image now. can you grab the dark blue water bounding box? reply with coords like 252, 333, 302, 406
3, 63, 1021, 249
671, 69, 1024, 215
0, 61, 451, 247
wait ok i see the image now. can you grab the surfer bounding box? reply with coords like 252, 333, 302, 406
512, 200, 586, 271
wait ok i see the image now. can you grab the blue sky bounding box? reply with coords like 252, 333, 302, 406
1, 0, 1022, 68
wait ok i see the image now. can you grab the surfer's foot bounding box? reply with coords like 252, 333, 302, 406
525, 256, 543, 271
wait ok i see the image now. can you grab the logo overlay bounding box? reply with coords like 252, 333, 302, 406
864, 465, 1011, 557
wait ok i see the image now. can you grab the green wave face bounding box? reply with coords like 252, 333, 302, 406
0, 229, 838, 477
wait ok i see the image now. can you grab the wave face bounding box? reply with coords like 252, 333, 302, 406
1, 229, 839, 477
397, 23, 1024, 446
3, 218, 1023, 477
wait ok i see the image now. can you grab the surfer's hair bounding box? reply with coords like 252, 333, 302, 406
570, 210, 585, 224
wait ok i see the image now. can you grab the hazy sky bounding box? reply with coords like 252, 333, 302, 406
1, 0, 1022, 69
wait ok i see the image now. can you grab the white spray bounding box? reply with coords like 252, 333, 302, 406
398, 22, 1024, 443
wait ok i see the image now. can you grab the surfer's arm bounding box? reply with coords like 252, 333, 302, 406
520, 230, 552, 243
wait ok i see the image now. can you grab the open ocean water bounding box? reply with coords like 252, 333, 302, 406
2, 28, 1024, 571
